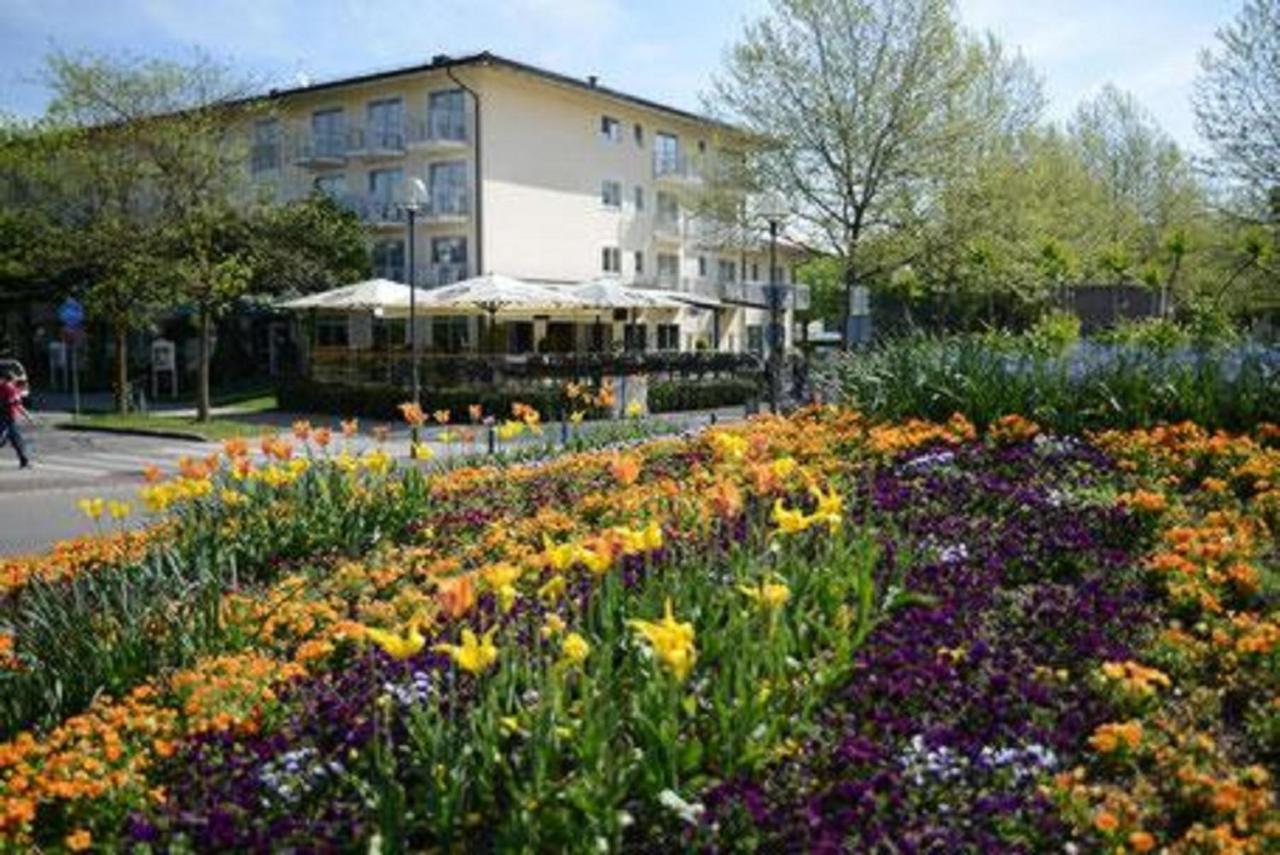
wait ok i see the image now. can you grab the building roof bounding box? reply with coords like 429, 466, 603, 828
258, 51, 733, 131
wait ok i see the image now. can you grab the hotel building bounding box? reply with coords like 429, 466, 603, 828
247, 51, 808, 357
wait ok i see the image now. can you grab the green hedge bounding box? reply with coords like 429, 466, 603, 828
647, 378, 760, 413
278, 379, 604, 422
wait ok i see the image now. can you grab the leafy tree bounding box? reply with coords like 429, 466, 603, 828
711, 0, 986, 348
247, 193, 371, 296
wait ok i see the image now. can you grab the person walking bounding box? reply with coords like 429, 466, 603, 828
0, 370, 32, 468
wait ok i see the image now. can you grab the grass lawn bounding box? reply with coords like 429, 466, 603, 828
65, 395, 278, 441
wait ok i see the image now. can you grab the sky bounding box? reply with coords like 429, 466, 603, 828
0, 0, 1243, 150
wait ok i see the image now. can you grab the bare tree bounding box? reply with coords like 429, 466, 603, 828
1193, 0, 1280, 221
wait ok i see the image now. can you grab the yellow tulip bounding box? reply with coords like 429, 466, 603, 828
433, 627, 499, 674
628, 598, 697, 681
574, 543, 613, 575
363, 620, 426, 661
411, 442, 435, 461
771, 499, 812, 535
809, 484, 844, 531
569, 410, 585, 425
107, 500, 131, 520
77, 497, 105, 521
542, 535, 577, 572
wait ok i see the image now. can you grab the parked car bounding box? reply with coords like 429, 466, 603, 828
0, 358, 30, 400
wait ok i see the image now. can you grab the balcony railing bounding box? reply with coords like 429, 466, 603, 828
348, 125, 407, 155
723, 281, 811, 310
334, 192, 471, 226
653, 149, 698, 181
292, 130, 350, 165
372, 263, 471, 287
408, 112, 469, 146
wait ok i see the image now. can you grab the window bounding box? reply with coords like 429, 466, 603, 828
316, 317, 349, 348
428, 89, 467, 141
368, 168, 403, 222
655, 132, 680, 174
432, 317, 470, 353
656, 253, 679, 283
656, 324, 680, 351
311, 109, 345, 156
633, 186, 644, 211
369, 168, 403, 201
251, 119, 280, 174
373, 239, 405, 281
366, 98, 404, 149
656, 191, 678, 229
601, 246, 621, 273
747, 325, 764, 355
634, 251, 644, 274
634, 123, 643, 145
697, 139, 707, 154
624, 324, 647, 351
769, 265, 786, 284
697, 255, 708, 277
313, 174, 346, 199
601, 180, 622, 208
750, 261, 760, 281
431, 237, 468, 284
429, 161, 468, 214
600, 115, 621, 142
717, 259, 737, 283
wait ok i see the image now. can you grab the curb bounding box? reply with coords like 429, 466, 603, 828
56, 422, 210, 443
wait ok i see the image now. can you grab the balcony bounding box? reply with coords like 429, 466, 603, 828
337, 192, 471, 227
292, 130, 350, 167
653, 214, 682, 243
373, 263, 471, 287
653, 150, 699, 184
347, 125, 407, 158
407, 112, 470, 149
722, 281, 811, 310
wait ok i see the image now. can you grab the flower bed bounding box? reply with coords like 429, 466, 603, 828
0, 409, 1275, 851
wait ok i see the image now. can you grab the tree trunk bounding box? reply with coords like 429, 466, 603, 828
114, 322, 129, 415
197, 307, 211, 422
841, 262, 857, 351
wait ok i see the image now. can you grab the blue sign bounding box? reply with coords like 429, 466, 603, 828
58, 298, 85, 329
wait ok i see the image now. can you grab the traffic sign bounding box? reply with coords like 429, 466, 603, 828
58, 298, 85, 329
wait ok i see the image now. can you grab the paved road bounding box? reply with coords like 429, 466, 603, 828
0, 407, 743, 556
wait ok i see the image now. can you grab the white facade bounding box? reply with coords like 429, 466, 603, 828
250, 53, 808, 356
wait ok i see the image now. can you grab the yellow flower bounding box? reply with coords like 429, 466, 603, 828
809, 484, 844, 531
334, 451, 358, 473
219, 488, 246, 507
771, 499, 812, 535
77, 497, 106, 520
561, 631, 591, 666
570, 410, 585, 425
410, 442, 435, 461
626, 400, 644, 418
642, 519, 663, 551
541, 614, 567, 639
363, 620, 426, 661
107, 499, 131, 520
629, 598, 697, 681
542, 535, 577, 572
434, 627, 499, 674
739, 577, 791, 610
575, 542, 613, 575
538, 573, 567, 602
483, 562, 522, 589
139, 484, 172, 513
771, 456, 798, 480
361, 449, 393, 475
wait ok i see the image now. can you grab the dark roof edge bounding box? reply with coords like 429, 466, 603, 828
251, 51, 736, 132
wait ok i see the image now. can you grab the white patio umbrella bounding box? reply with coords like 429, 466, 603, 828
563, 278, 686, 310
416, 273, 593, 354
279, 279, 435, 314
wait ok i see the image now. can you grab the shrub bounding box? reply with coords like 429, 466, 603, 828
647, 378, 760, 413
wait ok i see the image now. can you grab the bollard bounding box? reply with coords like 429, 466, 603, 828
488, 425, 496, 455
709, 411, 717, 426
560, 416, 569, 446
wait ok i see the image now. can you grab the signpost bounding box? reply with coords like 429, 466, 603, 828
57, 298, 84, 419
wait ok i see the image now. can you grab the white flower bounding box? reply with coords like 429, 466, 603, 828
658, 788, 705, 825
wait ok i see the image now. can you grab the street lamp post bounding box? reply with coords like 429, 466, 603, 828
398, 177, 430, 443
756, 193, 787, 415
